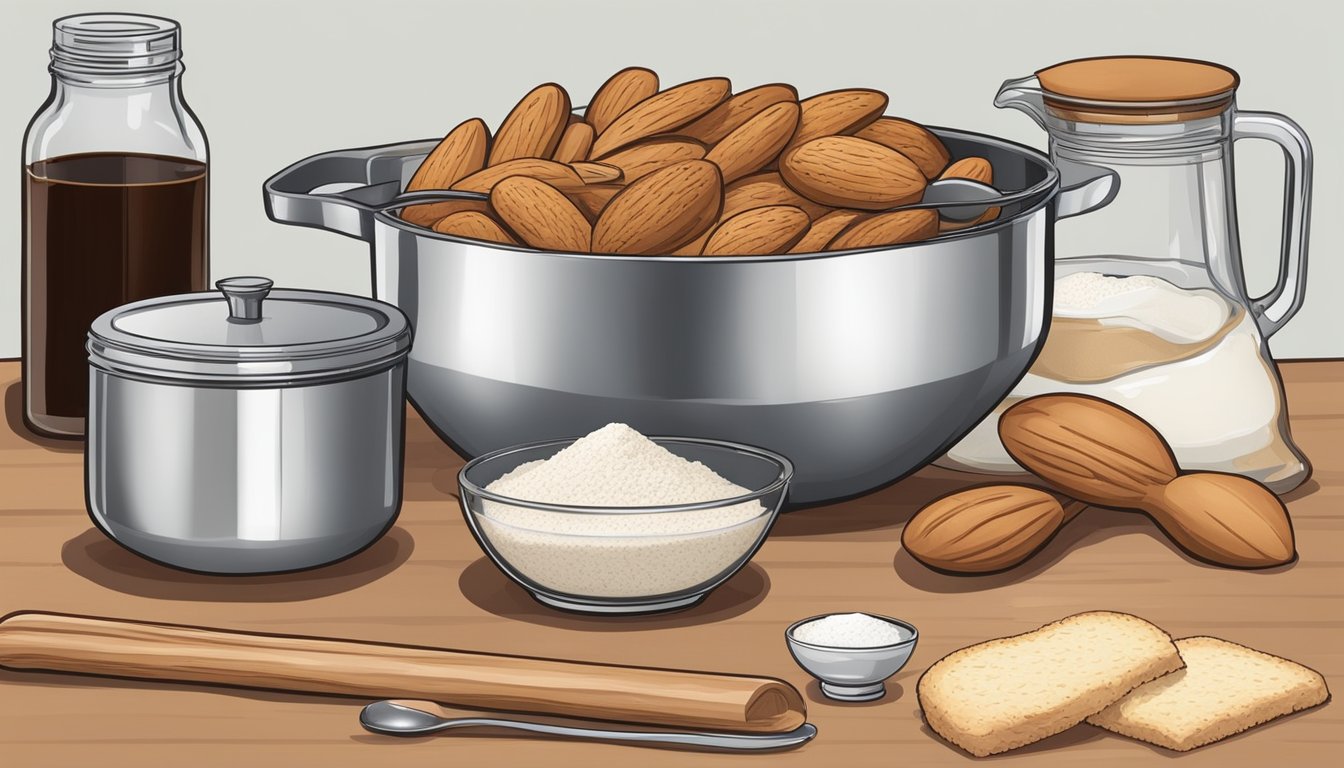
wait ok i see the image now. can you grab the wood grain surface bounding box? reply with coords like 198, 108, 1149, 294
0, 360, 1338, 767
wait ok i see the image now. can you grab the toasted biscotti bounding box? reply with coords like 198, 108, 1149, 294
917, 611, 1184, 757
1087, 636, 1330, 751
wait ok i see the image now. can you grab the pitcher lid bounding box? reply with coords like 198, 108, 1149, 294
1036, 56, 1239, 124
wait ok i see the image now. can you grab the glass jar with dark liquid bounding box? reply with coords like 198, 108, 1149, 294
22, 13, 208, 437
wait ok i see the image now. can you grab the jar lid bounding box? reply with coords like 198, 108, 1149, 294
51, 13, 182, 77
1036, 56, 1239, 124
88, 277, 411, 385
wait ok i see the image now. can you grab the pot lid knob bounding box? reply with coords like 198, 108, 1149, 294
217, 276, 274, 323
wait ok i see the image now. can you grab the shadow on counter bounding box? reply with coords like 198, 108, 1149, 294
59, 526, 415, 601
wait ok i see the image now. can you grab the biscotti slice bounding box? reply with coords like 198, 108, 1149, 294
1087, 636, 1330, 751
917, 611, 1183, 757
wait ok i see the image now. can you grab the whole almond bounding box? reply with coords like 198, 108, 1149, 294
781, 135, 926, 210
569, 161, 624, 184
722, 172, 830, 220
488, 83, 571, 166
452, 158, 584, 194
706, 101, 800, 184
407, 118, 490, 191
902, 486, 1079, 573
600, 137, 707, 182
827, 209, 937, 250
400, 199, 488, 229
940, 156, 993, 184
552, 121, 595, 163
702, 205, 810, 256
679, 83, 798, 144
591, 78, 731, 158
593, 160, 722, 255
854, 117, 951, 179
565, 183, 623, 222
669, 229, 712, 256
1153, 473, 1295, 567
430, 210, 518, 245
784, 88, 888, 152
490, 176, 592, 252
788, 209, 866, 253
585, 67, 659, 134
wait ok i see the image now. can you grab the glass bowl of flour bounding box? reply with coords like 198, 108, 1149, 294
458, 424, 792, 614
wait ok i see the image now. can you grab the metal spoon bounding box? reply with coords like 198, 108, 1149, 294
359, 700, 818, 751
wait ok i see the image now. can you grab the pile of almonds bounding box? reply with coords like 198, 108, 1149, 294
400, 68, 997, 256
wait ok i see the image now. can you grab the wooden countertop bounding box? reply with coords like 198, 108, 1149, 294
0, 359, 1338, 767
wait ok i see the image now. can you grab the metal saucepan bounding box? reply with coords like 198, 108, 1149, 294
263, 128, 1113, 506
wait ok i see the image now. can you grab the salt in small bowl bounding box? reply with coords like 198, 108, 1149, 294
785, 612, 919, 702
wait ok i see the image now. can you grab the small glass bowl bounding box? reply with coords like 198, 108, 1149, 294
458, 436, 792, 614
785, 613, 920, 702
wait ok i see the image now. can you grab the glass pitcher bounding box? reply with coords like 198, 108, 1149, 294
939, 56, 1311, 493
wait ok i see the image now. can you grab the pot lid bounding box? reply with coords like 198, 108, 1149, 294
1036, 56, 1239, 124
88, 276, 411, 384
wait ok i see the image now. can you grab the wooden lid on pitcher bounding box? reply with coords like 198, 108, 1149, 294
1036, 56, 1239, 124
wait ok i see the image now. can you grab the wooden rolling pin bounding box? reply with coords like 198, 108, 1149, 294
0, 611, 805, 733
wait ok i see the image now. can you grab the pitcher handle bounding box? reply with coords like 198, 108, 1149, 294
1233, 112, 1312, 337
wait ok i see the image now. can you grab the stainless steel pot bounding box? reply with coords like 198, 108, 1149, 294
85, 277, 412, 573
264, 129, 1112, 506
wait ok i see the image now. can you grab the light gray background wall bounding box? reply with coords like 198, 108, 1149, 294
3, 0, 1340, 358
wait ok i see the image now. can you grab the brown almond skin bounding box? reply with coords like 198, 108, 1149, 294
430, 210, 518, 245
785, 88, 888, 152
722, 172, 830, 220
593, 160, 722, 255
552, 121, 595, 163
999, 394, 1181, 507
902, 486, 1071, 573
940, 156, 993, 184
407, 118, 490, 191
706, 101, 800, 185
854, 117, 951, 179
490, 176, 592, 252
827, 209, 937, 250
488, 83, 571, 166
788, 210, 866, 253
679, 84, 799, 144
585, 67, 660, 134
702, 205, 809, 256
669, 229, 712, 256
591, 78, 732, 158
600, 137, 707, 182
452, 158, 584, 194
564, 184, 623, 222
781, 136, 926, 210
1152, 473, 1295, 567
400, 199, 488, 229
569, 161, 623, 184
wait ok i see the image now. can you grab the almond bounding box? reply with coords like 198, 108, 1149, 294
552, 121, 594, 163
706, 101, 800, 184
565, 183, 623, 222
592, 160, 722, 255
702, 205, 809, 256
781, 136, 926, 210
787, 209, 866, 253
826, 209, 937, 250
599, 137, 707, 182
407, 118, 490, 191
585, 67, 660, 134
452, 158, 584, 194
569, 161, 623, 184
430, 210, 518, 245
591, 78, 731, 158
940, 156, 993, 184
490, 175, 592, 252
902, 486, 1076, 573
399, 199, 488, 229
488, 83, 571, 166
722, 172, 830, 220
854, 117, 950, 179
785, 88, 887, 152
669, 229, 711, 256
1153, 474, 1295, 567
679, 84, 798, 144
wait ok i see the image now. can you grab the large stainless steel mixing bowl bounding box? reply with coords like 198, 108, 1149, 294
264, 129, 1112, 506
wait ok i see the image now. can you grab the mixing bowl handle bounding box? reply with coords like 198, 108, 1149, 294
262, 141, 443, 242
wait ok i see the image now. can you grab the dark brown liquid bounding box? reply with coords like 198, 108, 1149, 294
23, 152, 208, 437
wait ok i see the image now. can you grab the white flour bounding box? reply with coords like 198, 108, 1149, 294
478, 423, 770, 598
793, 613, 907, 647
